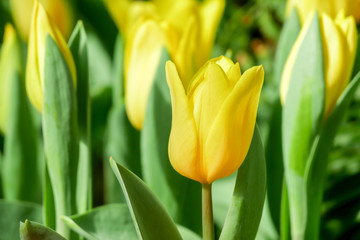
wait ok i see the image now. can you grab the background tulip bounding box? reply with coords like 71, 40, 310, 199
105, 0, 224, 130
280, 12, 357, 117
286, 0, 360, 23
166, 56, 264, 184
26, 0, 76, 112
10, 0, 74, 41
0, 24, 22, 134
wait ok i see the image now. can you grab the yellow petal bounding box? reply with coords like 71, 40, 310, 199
10, 0, 74, 41
320, 13, 349, 116
166, 61, 201, 182
103, 0, 129, 34
204, 65, 264, 183
173, 15, 199, 86
124, 19, 166, 130
226, 62, 241, 87
192, 62, 231, 154
26, 0, 76, 112
198, 0, 225, 66
0, 24, 22, 134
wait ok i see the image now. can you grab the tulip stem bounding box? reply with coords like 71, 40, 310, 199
202, 183, 214, 240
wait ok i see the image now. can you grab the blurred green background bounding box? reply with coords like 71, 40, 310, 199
0, 0, 359, 239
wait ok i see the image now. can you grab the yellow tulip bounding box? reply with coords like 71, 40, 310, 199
10, 0, 74, 41
166, 56, 264, 184
280, 12, 357, 118
120, 0, 224, 130
26, 0, 76, 113
286, 0, 359, 23
0, 24, 22, 134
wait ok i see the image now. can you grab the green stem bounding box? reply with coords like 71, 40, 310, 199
202, 183, 214, 240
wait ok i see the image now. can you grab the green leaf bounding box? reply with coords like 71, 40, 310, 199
219, 126, 266, 240
62, 204, 201, 240
273, 9, 301, 85
62, 204, 137, 240
2, 72, 40, 202
351, 34, 360, 79
43, 35, 79, 237
304, 72, 360, 239
0, 200, 42, 240
69, 20, 92, 214
110, 158, 182, 240
141, 48, 201, 234
20, 220, 66, 240
282, 13, 324, 238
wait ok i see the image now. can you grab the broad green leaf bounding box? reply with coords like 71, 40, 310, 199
282, 13, 324, 238
44, 164, 56, 230
280, 183, 291, 240
62, 204, 201, 240
304, 72, 360, 239
69, 20, 92, 214
220, 126, 266, 240
110, 158, 182, 240
20, 220, 66, 240
273, 9, 301, 85
0, 200, 42, 240
43, 35, 79, 237
62, 204, 137, 240
141, 49, 201, 234
263, 100, 283, 235
2, 72, 40, 202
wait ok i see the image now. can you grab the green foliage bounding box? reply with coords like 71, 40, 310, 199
220, 126, 266, 240
110, 159, 183, 240
20, 220, 66, 240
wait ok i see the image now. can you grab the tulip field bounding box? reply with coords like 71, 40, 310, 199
1, 0, 360, 239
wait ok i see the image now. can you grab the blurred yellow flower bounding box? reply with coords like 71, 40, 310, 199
26, 0, 76, 112
280, 12, 357, 117
286, 0, 360, 23
166, 56, 264, 183
112, 0, 225, 129
10, 0, 74, 41
0, 24, 22, 134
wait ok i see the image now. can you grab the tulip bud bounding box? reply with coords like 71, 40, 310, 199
280, 12, 357, 117
286, 0, 359, 23
0, 24, 22, 134
26, 0, 76, 113
10, 0, 74, 41
166, 56, 264, 184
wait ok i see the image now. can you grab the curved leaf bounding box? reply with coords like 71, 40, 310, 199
20, 220, 66, 240
110, 158, 182, 240
220, 126, 266, 240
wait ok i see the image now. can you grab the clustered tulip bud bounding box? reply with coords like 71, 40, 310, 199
0, 24, 22, 134
26, 0, 76, 113
280, 11, 357, 117
166, 56, 264, 183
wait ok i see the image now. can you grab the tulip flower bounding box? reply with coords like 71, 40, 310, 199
286, 0, 360, 23
26, 0, 76, 112
10, 0, 74, 41
0, 24, 22, 134
280, 12, 357, 118
166, 56, 264, 184
120, 0, 225, 130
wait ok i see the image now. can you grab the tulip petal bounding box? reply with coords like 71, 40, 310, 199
226, 62, 242, 87
320, 13, 349, 116
165, 61, 202, 182
204, 66, 264, 183
124, 20, 166, 130
26, 1, 76, 112
198, 0, 225, 66
195, 63, 231, 148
